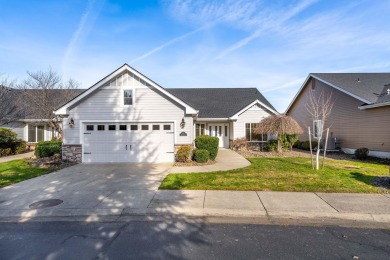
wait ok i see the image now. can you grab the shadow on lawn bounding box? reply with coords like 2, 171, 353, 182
350, 172, 390, 190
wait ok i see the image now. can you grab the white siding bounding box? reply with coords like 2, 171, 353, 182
63, 72, 192, 145
233, 104, 272, 139
2, 122, 26, 140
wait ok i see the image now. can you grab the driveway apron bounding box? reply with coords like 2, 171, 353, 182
0, 163, 172, 214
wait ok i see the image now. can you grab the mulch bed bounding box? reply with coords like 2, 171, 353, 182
173, 160, 216, 167
28, 154, 77, 169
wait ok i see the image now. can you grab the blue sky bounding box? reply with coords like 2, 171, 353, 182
1, 0, 390, 112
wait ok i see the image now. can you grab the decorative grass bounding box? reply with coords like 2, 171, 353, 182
160, 157, 390, 193
0, 159, 54, 188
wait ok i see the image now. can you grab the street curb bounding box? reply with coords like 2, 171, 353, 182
1, 208, 390, 228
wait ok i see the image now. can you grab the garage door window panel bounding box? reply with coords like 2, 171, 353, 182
163, 125, 171, 130
97, 125, 105, 131
86, 125, 94, 131
130, 125, 138, 131
119, 125, 127, 130
153, 125, 160, 130
141, 125, 149, 130
108, 125, 116, 131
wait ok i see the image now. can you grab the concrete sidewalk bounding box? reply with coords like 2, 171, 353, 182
170, 148, 251, 173
0, 151, 34, 163
1, 189, 389, 225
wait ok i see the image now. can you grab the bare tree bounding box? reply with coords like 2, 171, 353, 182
19, 69, 80, 139
0, 74, 21, 125
305, 82, 334, 170
254, 115, 303, 153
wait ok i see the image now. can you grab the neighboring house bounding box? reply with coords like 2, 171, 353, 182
1, 89, 83, 146
55, 64, 278, 163
286, 73, 390, 158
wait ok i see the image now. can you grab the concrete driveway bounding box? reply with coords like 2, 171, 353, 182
0, 163, 172, 217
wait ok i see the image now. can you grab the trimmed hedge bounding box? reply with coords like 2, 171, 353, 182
175, 145, 191, 162
195, 135, 219, 160
35, 141, 62, 158
194, 149, 209, 163
355, 148, 369, 160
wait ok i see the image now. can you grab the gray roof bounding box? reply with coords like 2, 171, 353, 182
166, 88, 276, 118
5, 88, 84, 120
311, 73, 390, 106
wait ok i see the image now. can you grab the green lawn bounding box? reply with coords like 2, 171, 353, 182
0, 159, 55, 188
160, 157, 390, 193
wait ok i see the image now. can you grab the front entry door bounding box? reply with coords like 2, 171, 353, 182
208, 124, 229, 148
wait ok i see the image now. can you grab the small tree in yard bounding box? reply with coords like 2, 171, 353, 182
254, 115, 303, 153
305, 83, 334, 170
19, 69, 80, 139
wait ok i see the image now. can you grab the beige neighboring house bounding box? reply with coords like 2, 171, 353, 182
286, 73, 390, 158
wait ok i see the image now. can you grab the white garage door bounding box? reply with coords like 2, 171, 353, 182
83, 122, 174, 163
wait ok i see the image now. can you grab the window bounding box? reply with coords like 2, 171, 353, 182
209, 126, 212, 136
108, 125, 116, 131
119, 125, 127, 130
124, 90, 133, 105
28, 125, 44, 143
152, 125, 160, 130
219, 126, 222, 136
215, 126, 218, 136
130, 125, 138, 131
195, 124, 205, 137
225, 126, 228, 137
97, 125, 105, 131
141, 125, 149, 130
245, 123, 267, 142
86, 125, 94, 131
163, 125, 171, 130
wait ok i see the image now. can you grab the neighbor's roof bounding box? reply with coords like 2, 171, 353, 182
7, 88, 84, 119
286, 73, 390, 113
166, 88, 277, 118
311, 73, 390, 104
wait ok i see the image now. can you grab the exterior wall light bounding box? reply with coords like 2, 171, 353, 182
180, 118, 185, 129
69, 118, 75, 127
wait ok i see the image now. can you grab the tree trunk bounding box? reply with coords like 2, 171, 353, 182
277, 135, 282, 153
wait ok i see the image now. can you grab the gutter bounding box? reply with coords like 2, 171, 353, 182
358, 101, 390, 110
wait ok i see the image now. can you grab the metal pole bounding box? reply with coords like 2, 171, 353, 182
322, 128, 329, 169
308, 127, 313, 169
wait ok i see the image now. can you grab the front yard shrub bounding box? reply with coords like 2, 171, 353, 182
14, 140, 27, 154
232, 138, 247, 151
0, 148, 12, 157
195, 135, 219, 160
265, 140, 278, 152
175, 145, 192, 162
0, 128, 18, 149
35, 141, 62, 158
299, 140, 318, 151
194, 149, 209, 163
355, 148, 369, 160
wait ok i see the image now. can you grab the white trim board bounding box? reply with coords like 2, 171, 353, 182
55, 64, 198, 115
285, 74, 372, 114
229, 99, 279, 120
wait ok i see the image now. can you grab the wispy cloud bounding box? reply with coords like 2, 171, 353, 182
62, 0, 104, 78
130, 23, 213, 64
215, 0, 318, 59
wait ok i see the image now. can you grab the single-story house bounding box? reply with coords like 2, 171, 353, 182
55, 64, 278, 163
1, 89, 83, 145
285, 73, 390, 158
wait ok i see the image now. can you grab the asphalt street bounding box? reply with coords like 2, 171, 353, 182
1, 219, 390, 259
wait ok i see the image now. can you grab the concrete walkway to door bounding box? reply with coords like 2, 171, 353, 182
169, 149, 251, 173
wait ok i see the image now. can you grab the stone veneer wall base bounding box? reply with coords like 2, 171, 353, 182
62, 144, 82, 163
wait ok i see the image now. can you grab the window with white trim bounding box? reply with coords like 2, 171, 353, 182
245, 123, 267, 142
124, 89, 133, 105
28, 125, 44, 143
195, 124, 205, 137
